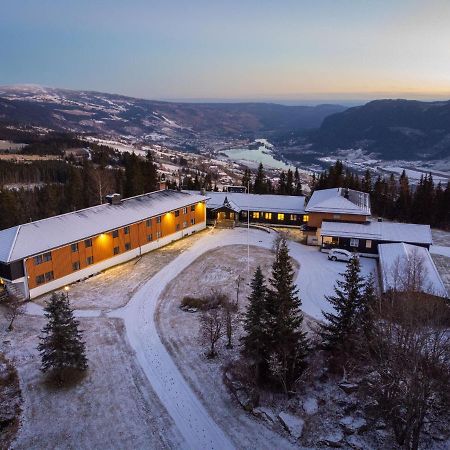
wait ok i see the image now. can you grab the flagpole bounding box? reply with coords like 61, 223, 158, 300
247, 180, 250, 274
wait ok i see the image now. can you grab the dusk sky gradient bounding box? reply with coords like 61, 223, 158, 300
1, 0, 450, 103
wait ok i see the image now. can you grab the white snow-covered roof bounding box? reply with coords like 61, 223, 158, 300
184, 191, 306, 214
306, 188, 371, 215
378, 243, 448, 298
0, 190, 206, 263
320, 221, 432, 245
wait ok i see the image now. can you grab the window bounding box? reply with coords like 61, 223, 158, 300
176, 223, 180, 231
241, 211, 247, 218
35, 252, 52, 265
366, 240, 372, 249
175, 210, 180, 217
72, 261, 80, 271
124, 226, 130, 235
190, 205, 195, 212
113, 246, 120, 255
71, 243, 78, 253
36, 274, 45, 285
125, 242, 131, 251
156, 216, 161, 224
277, 213, 285, 221
156, 231, 162, 239
182, 207, 187, 214
146, 219, 151, 227
183, 221, 188, 228
333, 214, 341, 219
290, 214, 296, 221
303, 215, 309, 222
252, 212, 260, 219
44, 271, 54, 282
86, 256, 94, 265
350, 238, 359, 247
85, 238, 93, 248
112, 230, 119, 238
264, 212, 272, 220
147, 234, 152, 242
190, 218, 195, 225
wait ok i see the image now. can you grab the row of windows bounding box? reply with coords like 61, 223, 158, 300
34, 206, 199, 267
349, 238, 372, 249
248, 212, 308, 222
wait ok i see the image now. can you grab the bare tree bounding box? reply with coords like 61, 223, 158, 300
366, 292, 450, 450
199, 308, 224, 358
4, 298, 25, 331
235, 275, 243, 307
222, 296, 238, 349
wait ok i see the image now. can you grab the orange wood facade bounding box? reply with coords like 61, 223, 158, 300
25, 201, 206, 290
307, 212, 368, 228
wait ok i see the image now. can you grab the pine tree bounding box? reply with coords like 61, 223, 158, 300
254, 163, 267, 194
358, 273, 377, 339
265, 238, 309, 391
38, 293, 88, 382
320, 256, 365, 352
241, 266, 268, 380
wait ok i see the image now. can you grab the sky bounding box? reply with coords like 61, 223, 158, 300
1, 0, 450, 103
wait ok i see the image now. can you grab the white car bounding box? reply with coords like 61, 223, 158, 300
328, 248, 355, 262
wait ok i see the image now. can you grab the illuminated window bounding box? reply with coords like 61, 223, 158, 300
86, 256, 94, 265
125, 242, 131, 251
303, 215, 309, 222
252, 212, 260, 219
350, 238, 359, 247
113, 246, 120, 255
72, 261, 80, 271
333, 214, 341, 219
264, 212, 272, 220
112, 230, 119, 238
277, 213, 285, 221
190, 205, 195, 212
124, 226, 130, 235
85, 238, 93, 248
366, 240, 372, 249
290, 214, 296, 221
71, 243, 78, 253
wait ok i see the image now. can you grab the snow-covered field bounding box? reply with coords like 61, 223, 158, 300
2, 227, 379, 449
0, 315, 182, 449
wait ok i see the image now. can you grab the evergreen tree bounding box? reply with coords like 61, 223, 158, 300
320, 256, 365, 352
265, 238, 309, 391
241, 266, 268, 380
294, 167, 303, 195
38, 292, 88, 382
286, 169, 294, 195
358, 273, 377, 339
254, 163, 267, 194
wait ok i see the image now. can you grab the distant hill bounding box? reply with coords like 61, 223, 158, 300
0, 85, 345, 144
309, 99, 450, 161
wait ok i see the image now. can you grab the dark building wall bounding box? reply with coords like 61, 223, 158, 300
0, 261, 25, 281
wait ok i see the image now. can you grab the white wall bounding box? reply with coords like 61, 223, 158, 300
28, 222, 206, 299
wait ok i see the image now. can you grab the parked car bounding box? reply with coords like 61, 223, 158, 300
328, 248, 356, 262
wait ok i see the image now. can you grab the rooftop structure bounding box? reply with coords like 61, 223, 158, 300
306, 188, 371, 216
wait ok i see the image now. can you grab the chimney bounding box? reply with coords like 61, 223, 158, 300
158, 174, 167, 190
106, 193, 122, 205
200, 188, 206, 196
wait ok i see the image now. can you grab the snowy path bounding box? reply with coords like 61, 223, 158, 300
23, 227, 377, 449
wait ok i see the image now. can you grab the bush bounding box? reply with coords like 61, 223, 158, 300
181, 296, 206, 310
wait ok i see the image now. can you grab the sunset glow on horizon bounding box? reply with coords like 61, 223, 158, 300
1, 0, 450, 103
